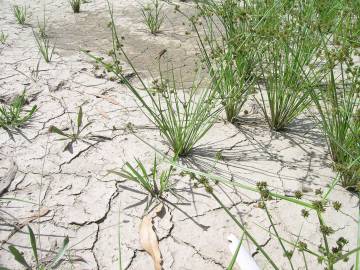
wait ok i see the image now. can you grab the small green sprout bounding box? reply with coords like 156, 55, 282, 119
0, 91, 37, 129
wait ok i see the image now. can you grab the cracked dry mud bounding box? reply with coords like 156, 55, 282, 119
0, 0, 358, 269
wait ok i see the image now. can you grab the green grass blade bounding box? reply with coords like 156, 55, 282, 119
28, 226, 39, 267
226, 235, 243, 270
210, 191, 279, 269
77, 106, 83, 132
8, 245, 30, 269
50, 236, 69, 268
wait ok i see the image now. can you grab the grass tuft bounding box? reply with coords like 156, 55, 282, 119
0, 91, 37, 129
0, 31, 8, 44
110, 156, 173, 210
33, 29, 55, 63
12, 5, 27, 25
69, 0, 81, 13
257, 27, 322, 131
37, 7, 48, 39
310, 55, 360, 190
141, 0, 165, 35
195, 0, 259, 123
87, 2, 221, 156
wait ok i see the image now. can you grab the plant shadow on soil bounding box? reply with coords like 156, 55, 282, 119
180, 116, 331, 193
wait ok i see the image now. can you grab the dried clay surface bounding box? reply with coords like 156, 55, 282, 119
0, 0, 358, 270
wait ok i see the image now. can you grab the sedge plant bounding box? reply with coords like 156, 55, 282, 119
310, 52, 360, 190
190, 0, 302, 125
141, 0, 165, 35
194, 0, 260, 123
333, 3, 360, 48
87, 2, 221, 157
211, 47, 256, 123
313, 0, 343, 34
257, 26, 323, 131
155, 151, 360, 270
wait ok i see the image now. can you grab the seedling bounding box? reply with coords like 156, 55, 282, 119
69, 0, 81, 13
109, 156, 173, 209
49, 106, 108, 153
31, 59, 42, 82
141, 0, 165, 34
8, 226, 69, 269
0, 91, 37, 129
33, 29, 55, 63
0, 31, 8, 44
12, 5, 27, 25
15, 59, 42, 83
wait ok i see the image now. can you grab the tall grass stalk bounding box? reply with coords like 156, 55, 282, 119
208, 185, 279, 269
262, 199, 295, 269
226, 234, 244, 270
37, 7, 48, 38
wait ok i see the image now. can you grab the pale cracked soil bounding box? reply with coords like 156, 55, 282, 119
0, 0, 358, 269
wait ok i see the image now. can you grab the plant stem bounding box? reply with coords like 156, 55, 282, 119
210, 190, 279, 269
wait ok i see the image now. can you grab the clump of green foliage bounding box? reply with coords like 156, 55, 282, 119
194, 0, 258, 123
141, 0, 165, 34
69, 0, 81, 13
12, 5, 27, 25
310, 47, 360, 190
257, 29, 322, 131
0, 91, 37, 129
0, 31, 8, 44
31, 7, 54, 63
